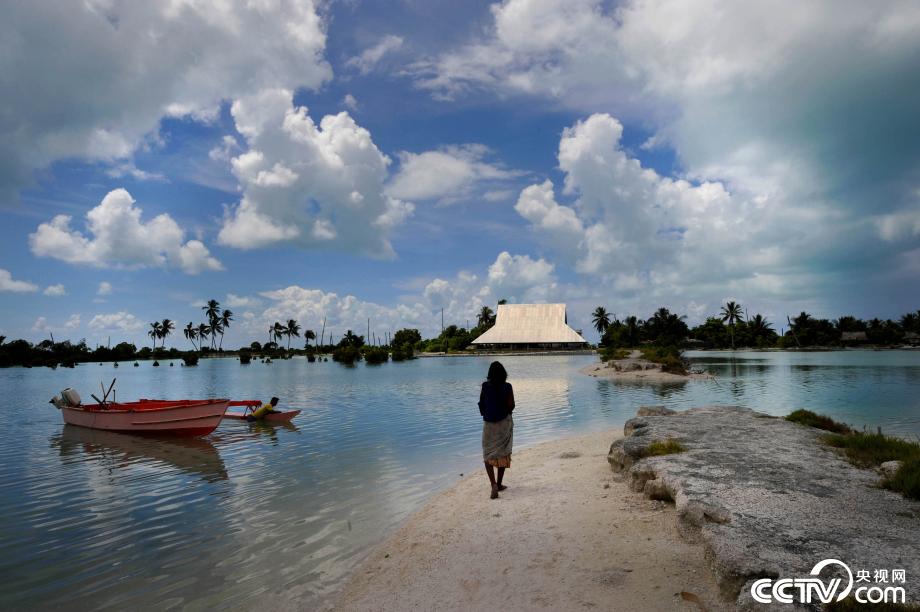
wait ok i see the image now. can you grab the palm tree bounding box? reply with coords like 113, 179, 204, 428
196, 323, 210, 351
748, 314, 773, 342
148, 321, 162, 350
793, 311, 812, 327
0, 335, 6, 346
202, 299, 220, 324
624, 315, 640, 346
218, 309, 233, 350
591, 306, 611, 335
159, 319, 175, 348
184, 322, 198, 350
285, 319, 301, 350
202, 299, 220, 348
208, 320, 222, 349
273, 322, 285, 345
720, 301, 744, 349
901, 312, 919, 333
477, 306, 495, 327
304, 329, 316, 348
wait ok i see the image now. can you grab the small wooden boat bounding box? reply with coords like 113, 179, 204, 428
223, 400, 301, 423
51, 389, 229, 437
223, 409, 301, 423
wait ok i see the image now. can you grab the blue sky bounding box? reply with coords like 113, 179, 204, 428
2, 0, 919, 347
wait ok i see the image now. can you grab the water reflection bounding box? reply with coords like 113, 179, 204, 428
2, 351, 919, 610
54, 425, 228, 482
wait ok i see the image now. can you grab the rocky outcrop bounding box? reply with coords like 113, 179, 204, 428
608, 406, 920, 609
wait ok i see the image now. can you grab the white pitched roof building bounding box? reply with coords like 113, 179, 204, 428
471, 304, 588, 349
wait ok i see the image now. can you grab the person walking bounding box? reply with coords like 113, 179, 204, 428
478, 361, 515, 499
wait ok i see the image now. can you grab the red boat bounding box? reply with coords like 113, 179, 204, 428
51, 389, 229, 437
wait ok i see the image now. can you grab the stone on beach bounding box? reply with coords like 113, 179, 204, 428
608, 406, 920, 609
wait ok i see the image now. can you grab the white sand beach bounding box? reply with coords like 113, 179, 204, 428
333, 429, 726, 611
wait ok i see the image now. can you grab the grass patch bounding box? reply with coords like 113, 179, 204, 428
640, 438, 686, 457
883, 457, 920, 500
786, 410, 920, 500
820, 430, 920, 501
600, 347, 630, 361
822, 431, 920, 467
785, 409, 852, 434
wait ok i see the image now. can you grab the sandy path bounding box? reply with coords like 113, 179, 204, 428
333, 429, 726, 612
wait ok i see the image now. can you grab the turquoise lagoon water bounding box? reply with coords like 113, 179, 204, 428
1, 350, 919, 610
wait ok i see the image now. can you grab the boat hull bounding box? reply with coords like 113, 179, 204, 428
61, 399, 230, 436
223, 409, 301, 423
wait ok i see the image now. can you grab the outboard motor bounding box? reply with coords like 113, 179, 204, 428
50, 388, 81, 409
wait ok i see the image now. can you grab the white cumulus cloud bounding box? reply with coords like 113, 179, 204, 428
387, 144, 521, 202
1, 1, 330, 198
346, 35, 404, 74
89, 311, 143, 334
97, 281, 112, 296
0, 269, 38, 293
217, 89, 412, 259
412, 0, 920, 309
29, 188, 223, 274
43, 284, 66, 297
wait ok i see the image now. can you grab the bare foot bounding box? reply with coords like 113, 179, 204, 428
490, 488, 499, 499
497, 484, 507, 491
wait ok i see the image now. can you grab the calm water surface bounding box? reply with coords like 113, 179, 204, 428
1, 350, 919, 610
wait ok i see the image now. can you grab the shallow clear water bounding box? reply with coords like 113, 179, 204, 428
1, 350, 919, 610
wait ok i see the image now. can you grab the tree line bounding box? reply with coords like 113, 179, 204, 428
590, 303, 920, 351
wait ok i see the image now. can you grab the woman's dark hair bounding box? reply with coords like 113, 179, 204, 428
487, 361, 507, 384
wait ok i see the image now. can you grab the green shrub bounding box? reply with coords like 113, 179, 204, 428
640, 438, 686, 457
332, 345, 361, 365
816, 428, 920, 500
883, 457, 920, 501
363, 346, 389, 365
785, 409, 852, 434
391, 346, 413, 361
640, 346, 687, 375
600, 347, 630, 361
822, 431, 920, 467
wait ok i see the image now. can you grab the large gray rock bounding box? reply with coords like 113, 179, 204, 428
609, 406, 920, 609
635, 405, 676, 417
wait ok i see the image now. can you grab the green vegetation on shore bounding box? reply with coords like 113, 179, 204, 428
785, 409, 853, 434
785, 410, 920, 500
640, 438, 687, 457
593, 302, 920, 351
592, 301, 919, 376
0, 291, 430, 367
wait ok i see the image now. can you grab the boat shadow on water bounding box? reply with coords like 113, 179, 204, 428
220, 419, 300, 444
53, 425, 229, 483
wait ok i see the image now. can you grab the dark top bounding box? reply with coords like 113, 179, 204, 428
478, 381, 515, 423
